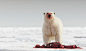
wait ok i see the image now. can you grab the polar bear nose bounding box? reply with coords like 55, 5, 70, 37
48, 15, 51, 18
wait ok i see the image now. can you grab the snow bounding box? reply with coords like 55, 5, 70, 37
0, 27, 85, 51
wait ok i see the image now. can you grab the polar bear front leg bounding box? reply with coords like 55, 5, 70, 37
43, 34, 49, 45
55, 32, 63, 44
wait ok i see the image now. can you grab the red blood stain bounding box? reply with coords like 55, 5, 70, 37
34, 42, 82, 49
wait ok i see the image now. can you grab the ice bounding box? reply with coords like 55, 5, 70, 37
0, 27, 85, 51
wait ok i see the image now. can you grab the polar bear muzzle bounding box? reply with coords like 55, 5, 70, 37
46, 12, 53, 19
48, 14, 51, 18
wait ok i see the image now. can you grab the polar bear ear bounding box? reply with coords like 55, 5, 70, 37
43, 13, 45, 15
54, 12, 55, 15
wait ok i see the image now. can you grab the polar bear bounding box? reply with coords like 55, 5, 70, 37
42, 12, 63, 45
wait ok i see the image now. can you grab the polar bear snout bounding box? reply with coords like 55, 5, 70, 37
48, 14, 51, 18
46, 12, 53, 19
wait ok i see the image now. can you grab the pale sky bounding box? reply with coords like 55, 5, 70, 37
0, 0, 86, 27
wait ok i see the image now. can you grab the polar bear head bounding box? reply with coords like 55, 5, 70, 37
43, 12, 55, 20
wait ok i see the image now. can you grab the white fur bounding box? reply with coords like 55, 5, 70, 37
42, 12, 63, 45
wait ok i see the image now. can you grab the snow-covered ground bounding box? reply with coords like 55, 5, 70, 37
0, 27, 85, 51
